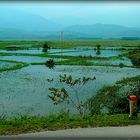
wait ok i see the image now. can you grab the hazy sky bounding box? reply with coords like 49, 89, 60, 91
1, 1, 140, 27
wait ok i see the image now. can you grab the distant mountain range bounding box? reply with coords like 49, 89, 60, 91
0, 7, 140, 40
64, 24, 140, 39
0, 7, 62, 31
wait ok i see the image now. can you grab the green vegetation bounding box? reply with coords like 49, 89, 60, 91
1, 112, 140, 135
0, 40, 40, 50
88, 76, 140, 115
0, 60, 29, 72
127, 50, 140, 66
0, 40, 139, 68
1, 51, 130, 68
0, 40, 140, 50
56, 60, 129, 68
55, 59, 94, 66
31, 58, 132, 68
34, 40, 140, 49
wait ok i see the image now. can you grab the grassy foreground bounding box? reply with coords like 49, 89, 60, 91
0, 113, 140, 135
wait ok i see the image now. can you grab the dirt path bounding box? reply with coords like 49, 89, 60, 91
3, 125, 140, 138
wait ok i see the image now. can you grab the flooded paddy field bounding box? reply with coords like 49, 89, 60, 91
0, 42, 140, 117
0, 48, 76, 55
74, 46, 140, 50
0, 61, 17, 69
89, 57, 133, 66
0, 56, 66, 63
0, 65, 140, 117
51, 49, 124, 57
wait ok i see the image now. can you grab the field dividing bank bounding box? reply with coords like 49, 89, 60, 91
48, 40, 140, 48
0, 60, 29, 72
31, 59, 134, 68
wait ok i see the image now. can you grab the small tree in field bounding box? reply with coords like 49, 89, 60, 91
96, 44, 101, 55
96, 44, 101, 50
45, 59, 55, 69
48, 74, 96, 116
42, 43, 50, 53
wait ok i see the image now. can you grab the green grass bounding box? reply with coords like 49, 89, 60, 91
0, 40, 41, 50
56, 59, 133, 67
1, 113, 140, 135
0, 40, 140, 50
31, 58, 135, 68
0, 113, 140, 135
116, 75, 140, 85
126, 50, 140, 67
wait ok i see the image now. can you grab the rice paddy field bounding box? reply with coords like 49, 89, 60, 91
0, 40, 140, 117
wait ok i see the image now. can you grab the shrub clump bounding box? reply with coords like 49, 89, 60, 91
127, 51, 140, 66
88, 76, 140, 115
45, 59, 55, 69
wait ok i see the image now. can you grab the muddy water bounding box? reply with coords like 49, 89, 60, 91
0, 65, 140, 117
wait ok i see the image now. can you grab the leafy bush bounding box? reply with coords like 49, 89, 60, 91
127, 51, 140, 66
88, 76, 140, 115
119, 63, 125, 68
130, 57, 140, 66
48, 74, 96, 116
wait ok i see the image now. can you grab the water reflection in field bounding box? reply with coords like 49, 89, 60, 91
0, 65, 139, 117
